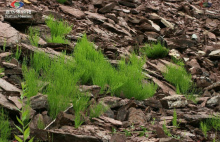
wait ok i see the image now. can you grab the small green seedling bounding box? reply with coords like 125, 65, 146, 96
14, 83, 34, 142
163, 120, 172, 137
200, 121, 208, 138
15, 45, 22, 60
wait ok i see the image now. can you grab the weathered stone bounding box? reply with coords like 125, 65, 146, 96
209, 49, 220, 58
0, 21, 20, 47
0, 93, 18, 111
54, 111, 75, 128
2, 62, 17, 69
85, 11, 107, 22
160, 95, 188, 109
0, 78, 21, 96
26, 93, 48, 110
206, 95, 220, 107
128, 107, 146, 124
59, 5, 85, 19
99, 2, 115, 13
144, 98, 162, 109
99, 96, 128, 109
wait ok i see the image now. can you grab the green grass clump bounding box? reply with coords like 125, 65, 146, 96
205, 116, 220, 131
162, 120, 172, 137
72, 94, 90, 128
200, 121, 208, 138
0, 67, 4, 78
140, 43, 169, 59
15, 45, 21, 60
89, 102, 108, 119
0, 108, 11, 142
28, 26, 40, 47
74, 35, 158, 100
45, 15, 72, 44
172, 109, 180, 128
56, 0, 67, 4
163, 61, 192, 94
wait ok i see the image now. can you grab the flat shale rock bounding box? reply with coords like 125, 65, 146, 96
0, 21, 20, 46
59, 5, 85, 19
160, 95, 188, 109
99, 96, 129, 109
128, 107, 146, 124
26, 93, 49, 110
0, 78, 21, 96
0, 93, 18, 111
206, 95, 220, 107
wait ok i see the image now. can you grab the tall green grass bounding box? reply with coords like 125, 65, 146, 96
163, 60, 192, 94
45, 15, 72, 44
140, 43, 169, 59
28, 26, 40, 47
73, 35, 158, 100
23, 34, 157, 120
0, 108, 11, 142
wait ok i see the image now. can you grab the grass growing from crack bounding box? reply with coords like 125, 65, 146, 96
45, 15, 72, 44
0, 108, 11, 142
0, 67, 4, 78
72, 94, 90, 128
200, 121, 208, 138
163, 120, 172, 137
15, 45, 22, 60
163, 60, 192, 94
140, 43, 169, 59
172, 109, 180, 128
89, 102, 108, 119
28, 26, 40, 47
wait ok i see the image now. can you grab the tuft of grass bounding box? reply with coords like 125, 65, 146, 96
163, 120, 172, 137
28, 26, 40, 47
72, 94, 90, 128
37, 117, 45, 130
0, 67, 4, 78
0, 108, 11, 142
74, 35, 158, 100
172, 109, 180, 128
89, 102, 108, 119
163, 61, 192, 94
45, 15, 72, 44
56, 0, 67, 4
3, 39, 6, 51
15, 45, 22, 60
200, 121, 208, 138
140, 43, 169, 59
205, 116, 220, 131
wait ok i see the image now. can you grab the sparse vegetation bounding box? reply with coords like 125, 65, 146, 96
163, 120, 172, 137
15, 45, 22, 60
0, 67, 4, 78
140, 43, 169, 59
3, 39, 7, 51
200, 121, 208, 138
163, 60, 192, 94
37, 117, 45, 130
72, 94, 90, 128
89, 102, 108, 119
14, 83, 34, 142
45, 15, 72, 44
0, 108, 11, 142
172, 109, 180, 128
28, 26, 40, 47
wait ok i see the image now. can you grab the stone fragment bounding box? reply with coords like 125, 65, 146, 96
59, 5, 85, 19
99, 2, 115, 13
128, 107, 146, 124
0, 21, 20, 46
26, 93, 48, 110
206, 95, 220, 107
0, 93, 18, 111
160, 95, 188, 109
99, 96, 128, 109
0, 78, 21, 96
